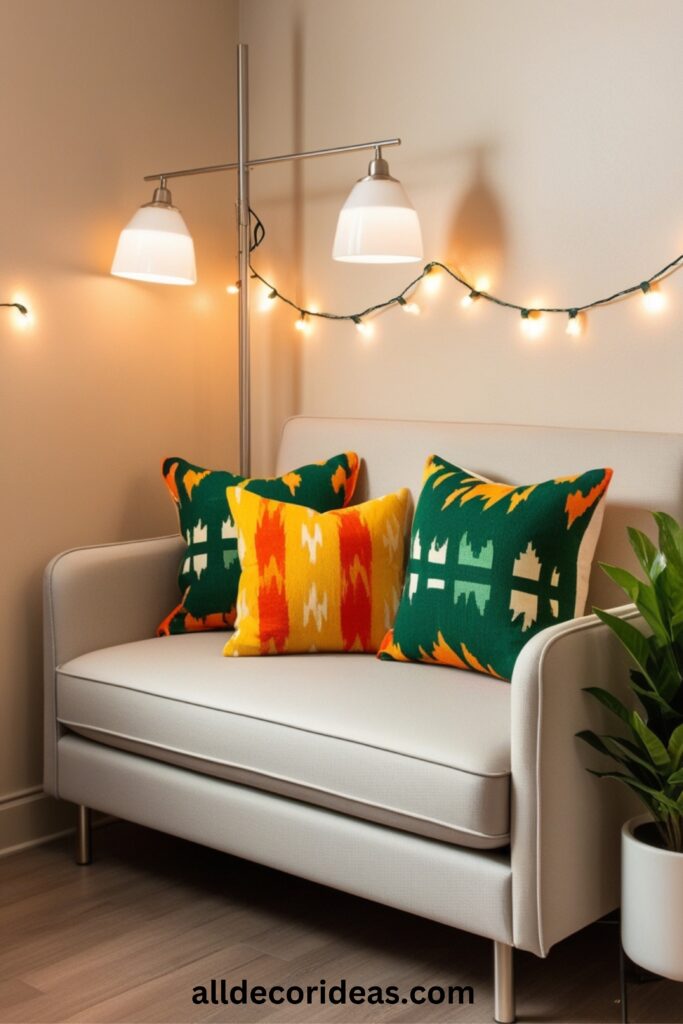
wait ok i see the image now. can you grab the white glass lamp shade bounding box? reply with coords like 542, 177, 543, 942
111, 202, 196, 286
333, 168, 423, 264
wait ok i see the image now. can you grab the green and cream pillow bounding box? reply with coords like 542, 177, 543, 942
379, 455, 613, 681
158, 452, 360, 635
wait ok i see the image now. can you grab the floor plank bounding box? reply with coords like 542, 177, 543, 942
1, 822, 682, 1023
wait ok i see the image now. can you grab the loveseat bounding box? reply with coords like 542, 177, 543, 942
45, 416, 681, 1022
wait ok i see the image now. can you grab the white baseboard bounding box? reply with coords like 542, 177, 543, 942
0, 788, 76, 857
0, 790, 116, 858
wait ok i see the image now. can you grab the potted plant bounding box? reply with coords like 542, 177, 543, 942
578, 511, 683, 982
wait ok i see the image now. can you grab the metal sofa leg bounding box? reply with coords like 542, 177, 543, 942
75, 805, 92, 865
494, 941, 516, 1023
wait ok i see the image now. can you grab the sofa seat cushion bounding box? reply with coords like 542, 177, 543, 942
56, 634, 511, 850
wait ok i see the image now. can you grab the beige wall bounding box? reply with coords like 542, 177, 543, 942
3, 0, 683, 852
240, 0, 683, 467
0, 0, 239, 853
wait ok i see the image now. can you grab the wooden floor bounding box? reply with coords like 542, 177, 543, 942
1, 822, 682, 1024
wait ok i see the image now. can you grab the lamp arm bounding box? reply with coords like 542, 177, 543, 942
142, 137, 401, 183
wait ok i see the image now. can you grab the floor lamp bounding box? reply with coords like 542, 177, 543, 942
111, 44, 422, 476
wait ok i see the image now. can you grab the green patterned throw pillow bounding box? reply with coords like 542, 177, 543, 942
378, 455, 612, 681
158, 452, 360, 635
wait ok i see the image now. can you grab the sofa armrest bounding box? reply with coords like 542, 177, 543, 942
510, 605, 642, 957
43, 535, 184, 796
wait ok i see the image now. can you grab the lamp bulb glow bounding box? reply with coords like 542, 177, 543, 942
226, 282, 240, 295
641, 282, 665, 313
520, 309, 544, 339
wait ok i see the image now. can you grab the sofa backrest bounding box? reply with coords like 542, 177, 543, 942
277, 415, 683, 610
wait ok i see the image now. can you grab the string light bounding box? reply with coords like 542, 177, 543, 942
226, 282, 240, 295
353, 316, 374, 339
422, 265, 442, 295
641, 281, 665, 313
566, 309, 583, 337
1, 301, 30, 328
259, 285, 278, 312
245, 205, 681, 338
397, 296, 421, 315
460, 290, 481, 309
520, 309, 544, 339
294, 312, 312, 334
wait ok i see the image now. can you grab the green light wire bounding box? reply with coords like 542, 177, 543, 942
247, 208, 682, 323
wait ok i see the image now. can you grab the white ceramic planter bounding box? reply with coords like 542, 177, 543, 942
622, 813, 683, 982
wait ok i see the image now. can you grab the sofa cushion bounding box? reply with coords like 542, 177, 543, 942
158, 451, 360, 636
56, 633, 511, 850
225, 488, 410, 656
379, 454, 612, 681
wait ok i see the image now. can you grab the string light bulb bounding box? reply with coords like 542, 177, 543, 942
294, 312, 312, 334
641, 281, 665, 313
226, 282, 240, 295
566, 310, 583, 337
520, 309, 544, 339
397, 296, 420, 315
460, 290, 480, 309
353, 316, 374, 339
259, 286, 278, 312
422, 265, 442, 295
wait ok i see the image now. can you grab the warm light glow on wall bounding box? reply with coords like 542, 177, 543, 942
294, 313, 312, 334
397, 296, 420, 315
566, 311, 584, 337
641, 281, 666, 313
422, 267, 442, 295
259, 285, 277, 312
460, 290, 480, 309
353, 318, 375, 340
520, 309, 544, 340
11, 295, 33, 331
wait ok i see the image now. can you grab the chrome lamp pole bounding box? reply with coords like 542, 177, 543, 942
111, 43, 419, 476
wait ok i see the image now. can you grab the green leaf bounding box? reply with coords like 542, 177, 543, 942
629, 681, 679, 718
600, 772, 683, 816
601, 736, 663, 781
646, 645, 682, 703
668, 724, 683, 769
599, 563, 668, 642
576, 729, 611, 756
578, 720, 664, 784
593, 608, 655, 687
628, 527, 662, 579
654, 512, 683, 574
654, 565, 683, 637
582, 686, 632, 725
631, 711, 672, 770
666, 768, 683, 786
588, 770, 658, 814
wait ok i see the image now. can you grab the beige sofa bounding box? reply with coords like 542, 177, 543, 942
44, 416, 681, 1022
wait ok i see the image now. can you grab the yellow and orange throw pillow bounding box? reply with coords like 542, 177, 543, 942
158, 452, 360, 636
224, 487, 411, 656
379, 455, 612, 681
